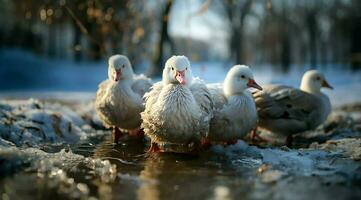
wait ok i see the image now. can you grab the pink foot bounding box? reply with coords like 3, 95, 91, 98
251, 127, 258, 141
285, 135, 293, 147
227, 139, 238, 145
250, 127, 272, 143
128, 128, 145, 138
147, 142, 160, 153
200, 137, 212, 150
112, 127, 124, 144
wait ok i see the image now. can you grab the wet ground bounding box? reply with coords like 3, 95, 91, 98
1, 98, 361, 200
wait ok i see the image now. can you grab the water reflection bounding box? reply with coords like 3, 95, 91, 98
137, 152, 258, 200
137, 154, 210, 200
93, 136, 251, 200
92, 136, 146, 199
93, 136, 147, 165
137, 155, 160, 200
92, 135, 361, 200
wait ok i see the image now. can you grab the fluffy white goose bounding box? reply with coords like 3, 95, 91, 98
207, 65, 262, 145
95, 55, 152, 143
141, 55, 213, 153
253, 70, 333, 145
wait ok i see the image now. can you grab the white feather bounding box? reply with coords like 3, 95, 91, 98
207, 65, 259, 142
141, 56, 213, 153
95, 55, 152, 131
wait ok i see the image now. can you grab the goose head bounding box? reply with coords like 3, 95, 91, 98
108, 55, 134, 82
163, 55, 193, 86
224, 65, 262, 97
300, 70, 333, 94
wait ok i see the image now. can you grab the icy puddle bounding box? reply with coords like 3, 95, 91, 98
1, 136, 361, 200
1, 99, 361, 200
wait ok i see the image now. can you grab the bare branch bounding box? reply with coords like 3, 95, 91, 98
64, 5, 106, 56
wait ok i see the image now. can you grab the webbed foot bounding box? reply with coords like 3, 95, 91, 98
128, 128, 145, 138
112, 127, 124, 144
147, 142, 161, 153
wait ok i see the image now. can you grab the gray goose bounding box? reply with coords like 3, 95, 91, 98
253, 70, 333, 146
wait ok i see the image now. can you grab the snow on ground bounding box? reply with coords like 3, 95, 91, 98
0, 146, 117, 199
0, 99, 92, 146
212, 140, 359, 178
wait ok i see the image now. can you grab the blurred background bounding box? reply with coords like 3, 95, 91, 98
0, 0, 360, 104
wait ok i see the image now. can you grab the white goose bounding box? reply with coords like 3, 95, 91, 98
141, 55, 213, 153
95, 55, 152, 143
253, 70, 333, 145
207, 65, 262, 144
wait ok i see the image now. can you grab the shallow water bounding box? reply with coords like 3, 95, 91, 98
2, 132, 361, 200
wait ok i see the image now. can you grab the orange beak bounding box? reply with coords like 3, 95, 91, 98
322, 80, 333, 89
247, 79, 263, 90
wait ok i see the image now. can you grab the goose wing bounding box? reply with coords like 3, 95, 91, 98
253, 84, 320, 132
131, 74, 153, 97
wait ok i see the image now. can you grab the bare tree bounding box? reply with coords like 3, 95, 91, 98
150, 0, 174, 76
280, 4, 290, 71
222, 0, 253, 64
305, 6, 318, 66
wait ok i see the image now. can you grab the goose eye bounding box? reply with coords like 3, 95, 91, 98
316, 76, 321, 81
122, 64, 125, 68
186, 67, 188, 70
241, 75, 246, 79
171, 67, 174, 71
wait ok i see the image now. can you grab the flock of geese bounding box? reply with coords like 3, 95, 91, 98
95, 55, 333, 153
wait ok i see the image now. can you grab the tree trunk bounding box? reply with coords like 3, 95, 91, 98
235, 27, 242, 64
150, 0, 173, 76
225, 0, 252, 64
351, 17, 361, 69
280, 7, 290, 72
73, 21, 82, 61
307, 12, 317, 66
48, 24, 56, 57
281, 32, 290, 72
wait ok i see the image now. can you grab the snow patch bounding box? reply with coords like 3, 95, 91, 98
0, 99, 91, 147
211, 140, 357, 177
